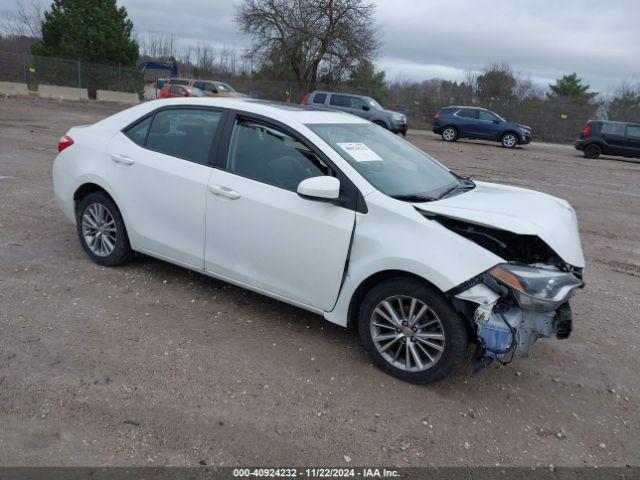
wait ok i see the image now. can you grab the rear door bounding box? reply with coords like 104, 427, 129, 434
600, 122, 627, 156
204, 115, 356, 311
108, 107, 225, 268
454, 108, 480, 137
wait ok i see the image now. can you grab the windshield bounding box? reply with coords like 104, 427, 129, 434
215, 82, 236, 93
364, 97, 383, 110
308, 123, 460, 199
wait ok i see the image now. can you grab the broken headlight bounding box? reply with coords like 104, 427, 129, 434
487, 264, 583, 312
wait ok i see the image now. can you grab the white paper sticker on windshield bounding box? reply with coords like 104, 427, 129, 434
337, 142, 382, 162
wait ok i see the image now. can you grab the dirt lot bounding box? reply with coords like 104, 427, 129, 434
0, 97, 639, 467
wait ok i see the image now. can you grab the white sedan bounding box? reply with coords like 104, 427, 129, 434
53, 98, 585, 383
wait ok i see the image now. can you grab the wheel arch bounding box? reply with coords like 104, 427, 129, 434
345, 269, 443, 329
501, 130, 520, 142
372, 118, 390, 129
73, 182, 115, 213
72, 180, 136, 247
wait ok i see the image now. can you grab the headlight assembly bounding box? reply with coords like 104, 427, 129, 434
487, 264, 583, 312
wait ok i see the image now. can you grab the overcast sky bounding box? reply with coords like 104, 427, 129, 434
6, 0, 639, 93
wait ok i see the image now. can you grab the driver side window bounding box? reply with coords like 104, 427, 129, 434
225, 119, 331, 192
479, 110, 497, 121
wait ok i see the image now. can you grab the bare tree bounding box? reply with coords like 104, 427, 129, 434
236, 0, 379, 89
1, 0, 44, 38
139, 31, 176, 59
194, 42, 215, 75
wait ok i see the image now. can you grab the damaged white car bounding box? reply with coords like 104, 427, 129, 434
52, 98, 584, 383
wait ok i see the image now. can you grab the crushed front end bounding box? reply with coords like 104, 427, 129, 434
453, 264, 583, 364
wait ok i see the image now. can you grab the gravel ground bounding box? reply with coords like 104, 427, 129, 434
0, 97, 639, 467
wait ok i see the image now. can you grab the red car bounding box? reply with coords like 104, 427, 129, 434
159, 84, 205, 99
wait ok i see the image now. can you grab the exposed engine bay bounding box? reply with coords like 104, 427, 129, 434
422, 211, 585, 365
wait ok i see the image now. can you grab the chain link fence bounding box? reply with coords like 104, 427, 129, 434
0, 51, 144, 98
2, 50, 637, 143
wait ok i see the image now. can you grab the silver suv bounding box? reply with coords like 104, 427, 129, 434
302, 91, 407, 136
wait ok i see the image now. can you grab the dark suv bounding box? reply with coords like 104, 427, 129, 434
575, 120, 640, 159
433, 106, 532, 148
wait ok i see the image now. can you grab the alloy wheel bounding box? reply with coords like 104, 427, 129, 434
442, 128, 456, 141
81, 202, 117, 257
502, 133, 517, 148
370, 295, 445, 372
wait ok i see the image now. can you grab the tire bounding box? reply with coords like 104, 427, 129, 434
501, 132, 518, 149
358, 277, 469, 384
76, 192, 132, 266
583, 143, 602, 159
373, 120, 389, 130
441, 126, 458, 142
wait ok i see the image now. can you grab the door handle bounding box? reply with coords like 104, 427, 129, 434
208, 184, 241, 200
111, 153, 135, 166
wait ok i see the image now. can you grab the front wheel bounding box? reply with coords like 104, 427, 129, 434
501, 132, 518, 148
358, 278, 469, 384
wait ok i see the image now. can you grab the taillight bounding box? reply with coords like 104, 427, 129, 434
434, 113, 441, 121
580, 124, 591, 137
58, 135, 74, 152
301, 93, 311, 105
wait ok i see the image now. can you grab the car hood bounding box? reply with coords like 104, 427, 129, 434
513, 122, 532, 131
415, 181, 585, 267
385, 109, 405, 117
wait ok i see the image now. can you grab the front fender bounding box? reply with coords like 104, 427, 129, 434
324, 192, 504, 326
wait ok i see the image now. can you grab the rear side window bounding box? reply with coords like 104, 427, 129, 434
456, 109, 478, 119
330, 94, 351, 107
601, 122, 626, 135
170, 86, 185, 96
312, 93, 327, 104
627, 125, 640, 139
145, 109, 222, 164
193, 81, 205, 90
124, 116, 152, 146
225, 119, 330, 191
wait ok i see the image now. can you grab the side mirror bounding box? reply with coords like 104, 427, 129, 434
297, 176, 340, 200
493, 119, 501, 124
362, 105, 370, 111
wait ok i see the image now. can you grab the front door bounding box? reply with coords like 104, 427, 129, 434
204, 117, 355, 311
108, 107, 224, 268
624, 124, 640, 157
476, 110, 503, 140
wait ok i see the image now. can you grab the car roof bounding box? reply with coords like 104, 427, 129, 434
443, 105, 488, 111
598, 119, 640, 126
95, 97, 368, 131
312, 90, 367, 98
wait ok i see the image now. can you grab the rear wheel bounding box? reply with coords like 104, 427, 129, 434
358, 278, 468, 384
441, 126, 458, 142
501, 132, 518, 148
76, 192, 132, 266
583, 143, 602, 159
